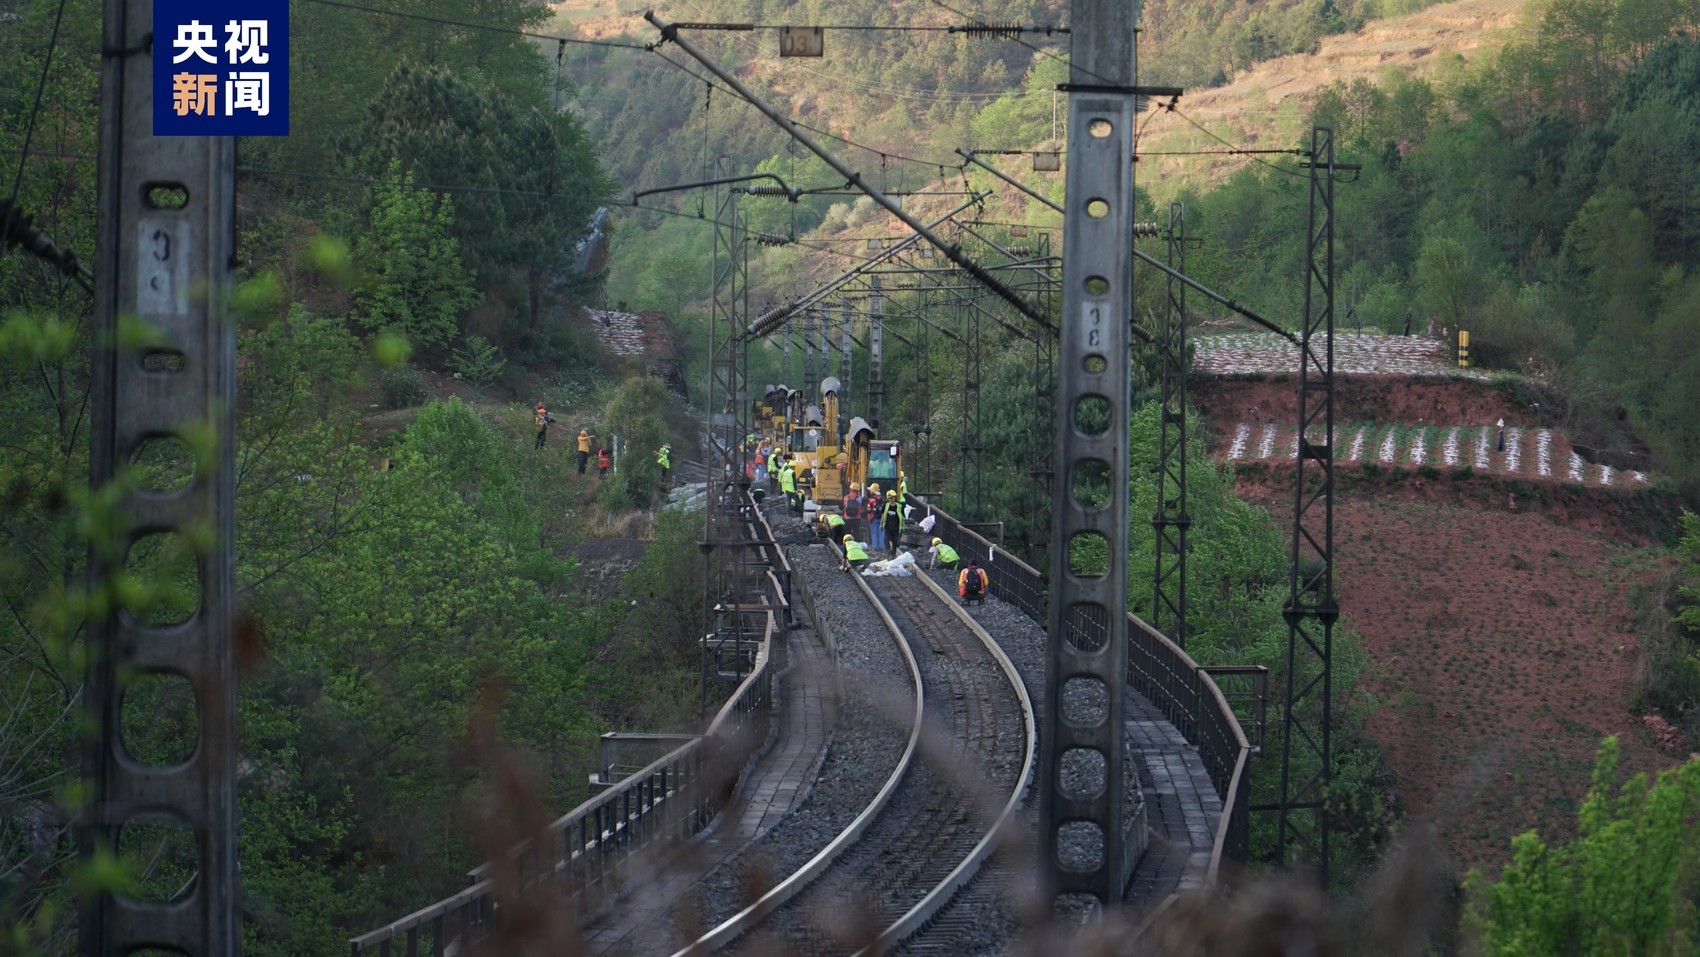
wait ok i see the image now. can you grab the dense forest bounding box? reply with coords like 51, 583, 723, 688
2, 0, 1699, 950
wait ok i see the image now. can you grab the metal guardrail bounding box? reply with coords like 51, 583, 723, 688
920, 500, 1254, 875
350, 489, 789, 956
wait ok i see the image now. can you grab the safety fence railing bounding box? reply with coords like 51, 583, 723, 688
350, 487, 786, 956
919, 500, 1253, 874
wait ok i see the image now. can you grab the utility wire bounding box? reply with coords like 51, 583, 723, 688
1165, 106, 1308, 178
920, 0, 1127, 91
1140, 148, 1308, 156
678, 20, 1066, 34
719, 30, 1049, 104
647, 45, 962, 171
298, 0, 651, 50
3, 0, 70, 263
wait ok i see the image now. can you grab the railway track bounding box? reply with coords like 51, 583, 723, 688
678, 551, 1036, 956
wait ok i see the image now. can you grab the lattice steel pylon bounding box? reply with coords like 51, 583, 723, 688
1152, 203, 1190, 646
868, 275, 885, 430
1275, 127, 1339, 880
1027, 232, 1058, 570
839, 297, 853, 434
783, 322, 794, 389
706, 173, 748, 480
1039, 0, 1138, 907
83, 1, 241, 951
702, 176, 751, 719
802, 307, 816, 404
956, 288, 983, 522
912, 286, 933, 494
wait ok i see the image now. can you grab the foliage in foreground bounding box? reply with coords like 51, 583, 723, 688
1462, 738, 1700, 955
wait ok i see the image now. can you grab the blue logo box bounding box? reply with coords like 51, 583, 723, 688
153, 0, 289, 136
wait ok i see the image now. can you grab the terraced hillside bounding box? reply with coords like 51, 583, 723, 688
1191, 331, 1684, 874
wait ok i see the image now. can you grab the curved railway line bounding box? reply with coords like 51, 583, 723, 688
684, 551, 1036, 956
350, 486, 1248, 956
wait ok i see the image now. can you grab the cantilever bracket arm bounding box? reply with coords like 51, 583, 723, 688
957, 149, 1152, 343
648, 12, 1051, 333
960, 148, 1295, 346
632, 172, 796, 203
1131, 247, 1295, 345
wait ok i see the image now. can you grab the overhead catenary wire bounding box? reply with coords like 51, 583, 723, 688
1162, 106, 1310, 178
298, 0, 651, 50
718, 29, 1053, 105
648, 28, 976, 171
2, 0, 70, 272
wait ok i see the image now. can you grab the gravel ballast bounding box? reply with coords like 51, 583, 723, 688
668, 498, 1152, 955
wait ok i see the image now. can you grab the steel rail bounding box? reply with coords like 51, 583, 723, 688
922, 502, 1254, 886
669, 550, 926, 957
853, 569, 1037, 955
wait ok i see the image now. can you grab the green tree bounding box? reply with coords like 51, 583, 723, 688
352, 164, 480, 349
353, 62, 614, 327
1414, 234, 1482, 332
598, 377, 672, 509
1463, 738, 1700, 954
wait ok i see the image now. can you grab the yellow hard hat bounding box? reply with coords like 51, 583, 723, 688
886, 490, 897, 498
869, 483, 880, 492
931, 538, 942, 546
842, 534, 853, 542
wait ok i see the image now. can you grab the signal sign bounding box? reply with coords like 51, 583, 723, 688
779, 26, 824, 57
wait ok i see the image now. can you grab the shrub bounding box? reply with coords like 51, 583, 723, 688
378, 365, 429, 408
1462, 738, 1700, 953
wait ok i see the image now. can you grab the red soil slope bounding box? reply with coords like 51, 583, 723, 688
1194, 350, 1683, 875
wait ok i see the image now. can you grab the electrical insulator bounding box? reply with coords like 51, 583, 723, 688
754, 232, 793, 246
1132, 222, 1161, 238
747, 304, 793, 338
744, 184, 801, 200
950, 21, 1022, 38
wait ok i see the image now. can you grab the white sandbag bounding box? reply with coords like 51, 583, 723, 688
862, 551, 918, 577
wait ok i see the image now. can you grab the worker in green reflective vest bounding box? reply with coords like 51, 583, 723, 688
927, 537, 959, 572
841, 535, 870, 572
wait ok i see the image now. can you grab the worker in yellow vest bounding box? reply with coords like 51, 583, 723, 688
779, 461, 801, 513
879, 490, 904, 557
866, 483, 884, 550
576, 429, 594, 476
841, 535, 870, 572
656, 443, 672, 483
927, 537, 959, 572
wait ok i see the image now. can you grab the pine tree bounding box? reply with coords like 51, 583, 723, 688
353, 162, 480, 349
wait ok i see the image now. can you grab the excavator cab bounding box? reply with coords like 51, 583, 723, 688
843, 417, 898, 504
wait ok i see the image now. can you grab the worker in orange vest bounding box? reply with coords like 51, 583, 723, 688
958, 559, 987, 605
